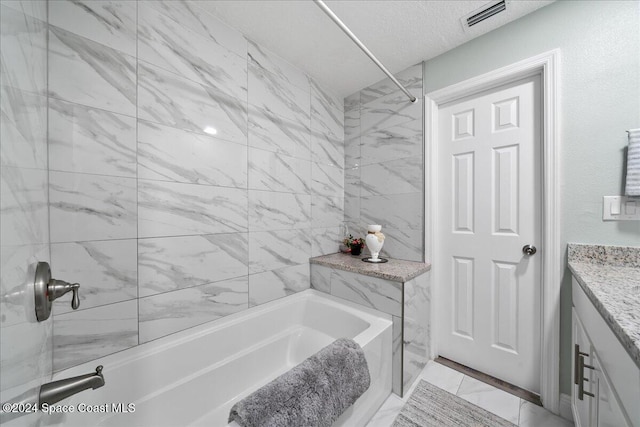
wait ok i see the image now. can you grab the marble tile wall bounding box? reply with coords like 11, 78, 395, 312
310, 264, 431, 396
344, 64, 424, 262
43, 0, 344, 371
403, 273, 431, 392
0, 1, 52, 424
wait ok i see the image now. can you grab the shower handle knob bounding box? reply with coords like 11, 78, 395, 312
522, 245, 537, 256
48, 279, 80, 310
34, 261, 81, 321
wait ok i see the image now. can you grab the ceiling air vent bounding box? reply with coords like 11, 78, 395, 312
464, 0, 507, 28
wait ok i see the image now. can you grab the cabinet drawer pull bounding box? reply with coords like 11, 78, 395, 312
574, 344, 589, 385
578, 354, 595, 400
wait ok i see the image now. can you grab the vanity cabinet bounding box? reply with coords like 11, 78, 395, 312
572, 278, 638, 427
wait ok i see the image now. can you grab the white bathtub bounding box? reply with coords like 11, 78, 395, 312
40, 290, 393, 427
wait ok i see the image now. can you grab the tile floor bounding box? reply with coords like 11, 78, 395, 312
367, 361, 574, 427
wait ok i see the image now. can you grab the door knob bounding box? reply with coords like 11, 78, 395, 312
522, 245, 537, 256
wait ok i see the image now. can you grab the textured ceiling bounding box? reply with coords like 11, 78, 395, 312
195, 0, 555, 98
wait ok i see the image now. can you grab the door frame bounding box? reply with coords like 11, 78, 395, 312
424, 49, 561, 413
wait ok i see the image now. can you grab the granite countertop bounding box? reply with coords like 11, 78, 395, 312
568, 244, 640, 368
309, 253, 431, 283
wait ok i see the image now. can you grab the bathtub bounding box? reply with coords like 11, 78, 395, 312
39, 289, 393, 427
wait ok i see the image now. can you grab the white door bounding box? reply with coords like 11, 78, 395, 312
437, 75, 542, 392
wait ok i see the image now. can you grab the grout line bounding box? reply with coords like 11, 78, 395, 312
135, 0, 140, 347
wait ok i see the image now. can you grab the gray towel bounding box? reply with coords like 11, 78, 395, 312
625, 129, 640, 196
228, 338, 370, 427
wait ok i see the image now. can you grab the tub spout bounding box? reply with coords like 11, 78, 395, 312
39, 366, 105, 408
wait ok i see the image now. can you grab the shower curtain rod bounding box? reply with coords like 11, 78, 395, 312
313, 0, 417, 103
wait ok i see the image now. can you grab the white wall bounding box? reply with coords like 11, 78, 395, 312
422, 0, 640, 394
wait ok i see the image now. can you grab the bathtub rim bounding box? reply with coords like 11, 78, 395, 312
51, 289, 393, 380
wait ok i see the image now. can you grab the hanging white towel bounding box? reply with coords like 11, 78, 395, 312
625, 129, 640, 196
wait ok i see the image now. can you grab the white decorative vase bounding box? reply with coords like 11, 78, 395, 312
365, 225, 385, 261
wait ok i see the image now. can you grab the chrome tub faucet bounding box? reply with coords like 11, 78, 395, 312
39, 366, 105, 408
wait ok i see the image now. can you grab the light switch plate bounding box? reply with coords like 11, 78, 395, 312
603, 196, 640, 220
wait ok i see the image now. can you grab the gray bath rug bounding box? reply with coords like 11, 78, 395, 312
392, 380, 516, 427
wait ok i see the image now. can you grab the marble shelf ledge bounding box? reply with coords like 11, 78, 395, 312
309, 253, 431, 283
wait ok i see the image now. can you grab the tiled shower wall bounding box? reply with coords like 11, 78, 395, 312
344, 64, 424, 262
43, 1, 344, 371
0, 0, 52, 416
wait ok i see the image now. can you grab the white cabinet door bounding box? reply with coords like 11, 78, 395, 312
573, 310, 593, 427
593, 352, 632, 427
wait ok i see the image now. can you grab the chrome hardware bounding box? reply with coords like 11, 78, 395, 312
574, 344, 589, 385
39, 366, 105, 408
522, 245, 537, 256
34, 261, 80, 322
577, 353, 595, 400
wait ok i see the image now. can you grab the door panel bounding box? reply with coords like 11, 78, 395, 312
437, 75, 542, 392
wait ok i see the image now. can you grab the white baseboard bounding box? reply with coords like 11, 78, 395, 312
559, 393, 574, 422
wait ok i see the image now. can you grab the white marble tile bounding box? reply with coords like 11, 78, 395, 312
419, 361, 465, 396
1, 0, 46, 21
345, 92, 360, 112
49, 171, 136, 243
248, 39, 309, 93
310, 264, 332, 294
48, 26, 136, 116
49, 99, 136, 178
138, 233, 248, 297
344, 107, 361, 168
365, 393, 404, 427
53, 300, 138, 371
49, 0, 136, 56
379, 228, 423, 263
0, 167, 48, 246
249, 229, 311, 274
148, 0, 247, 58
310, 226, 342, 257
312, 162, 344, 198
519, 400, 574, 427
248, 148, 311, 194
0, 317, 52, 394
311, 130, 344, 169
344, 167, 360, 225
330, 269, 402, 316
360, 94, 422, 136
344, 195, 360, 225
392, 316, 403, 396
311, 79, 344, 142
248, 190, 311, 232
0, 86, 47, 169
138, 61, 247, 145
0, 244, 49, 327
248, 106, 311, 161
137, 120, 247, 188
138, 180, 248, 238
345, 167, 360, 198
50, 240, 137, 314
360, 119, 422, 166
0, 5, 47, 95
403, 276, 431, 392
138, 2, 246, 100
248, 264, 310, 307
139, 276, 248, 343
360, 156, 423, 197
248, 60, 310, 128
361, 193, 423, 231
360, 63, 422, 106
456, 376, 522, 425
311, 196, 344, 229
